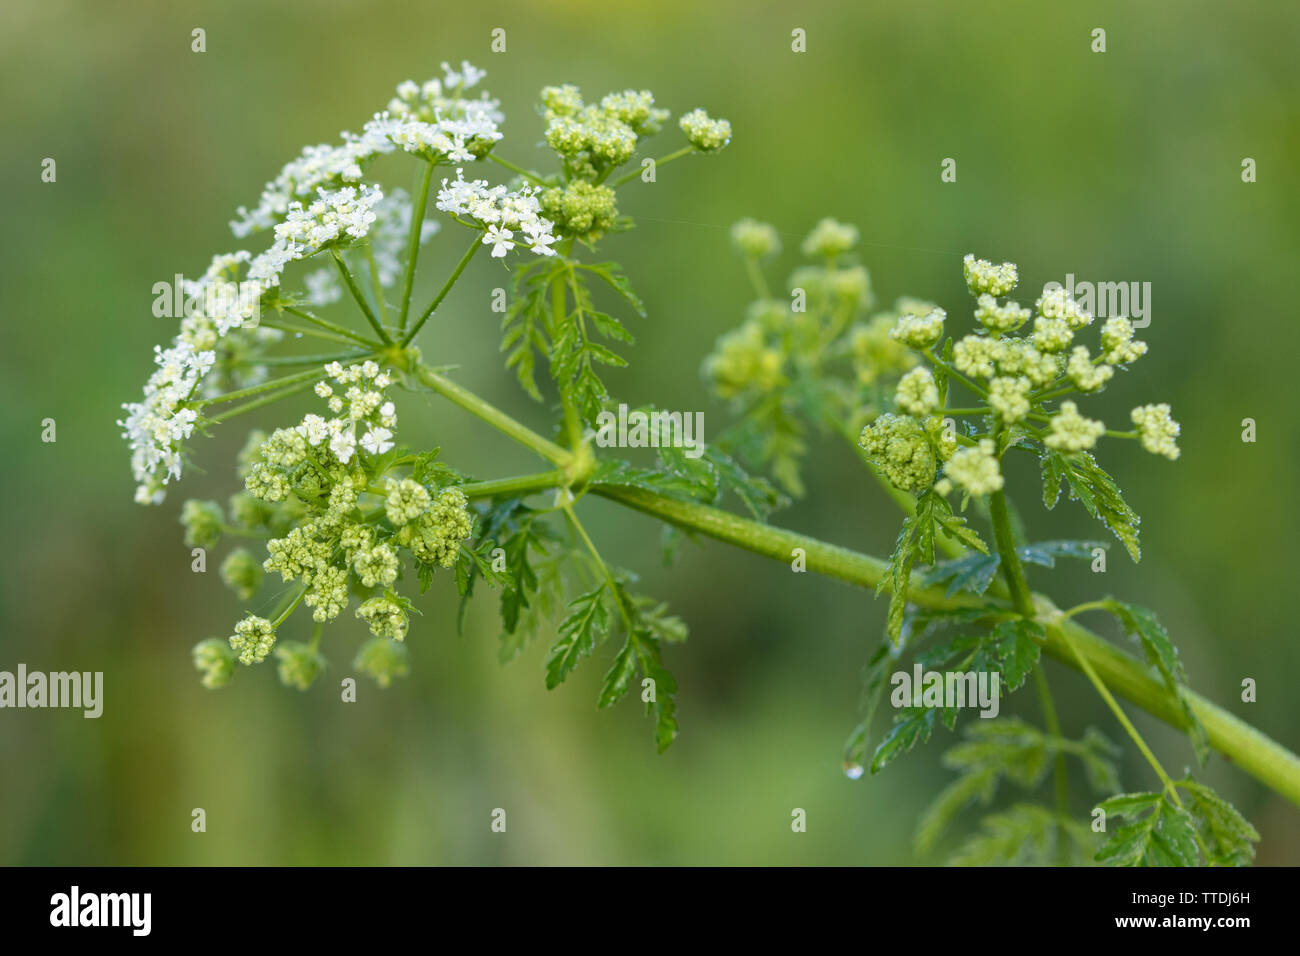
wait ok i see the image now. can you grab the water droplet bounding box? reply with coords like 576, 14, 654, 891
842, 761, 865, 781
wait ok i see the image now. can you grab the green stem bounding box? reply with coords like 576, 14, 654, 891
260, 318, 374, 349
487, 153, 547, 185
1051, 621, 1182, 804
255, 350, 373, 367
561, 501, 635, 631
364, 243, 390, 326
590, 481, 1300, 808
196, 366, 329, 408
413, 363, 572, 466
279, 306, 381, 349
207, 380, 319, 423
553, 242, 582, 449
743, 257, 770, 300
332, 249, 392, 345
924, 349, 989, 399
272, 585, 309, 629
399, 161, 436, 331
460, 470, 566, 500
988, 487, 1035, 617
409, 360, 1300, 808
401, 235, 483, 346
612, 145, 695, 187
1033, 665, 1071, 864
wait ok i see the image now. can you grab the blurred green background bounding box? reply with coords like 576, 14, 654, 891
2, 0, 1298, 864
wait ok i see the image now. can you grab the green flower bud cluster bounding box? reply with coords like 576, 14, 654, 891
193, 357, 475, 692
193, 638, 236, 689
1045, 401, 1106, 452
895, 368, 939, 416
357, 596, 409, 641
1131, 403, 1181, 459
230, 615, 276, 665
731, 218, 781, 259
890, 306, 946, 350
678, 108, 731, 151
353, 637, 409, 688
962, 254, 1018, 297
393, 487, 473, 567
858, 413, 953, 494
802, 218, 859, 259
1100, 317, 1148, 365
987, 376, 1032, 424
704, 321, 786, 400
180, 499, 224, 549
275, 641, 326, 690
935, 439, 1004, 497
850, 252, 1181, 501
974, 294, 1030, 334
539, 84, 671, 181
219, 548, 263, 600
539, 181, 619, 243
849, 315, 919, 386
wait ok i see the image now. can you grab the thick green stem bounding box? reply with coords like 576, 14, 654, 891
460, 470, 566, 500
411, 361, 1300, 808
401, 235, 482, 346
989, 488, 1035, 617
552, 260, 583, 449
590, 481, 1300, 807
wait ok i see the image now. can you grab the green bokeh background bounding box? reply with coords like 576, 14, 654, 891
2, 0, 1297, 864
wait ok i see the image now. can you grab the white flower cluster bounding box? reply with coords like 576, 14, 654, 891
231, 62, 500, 237
275, 184, 384, 249
124, 62, 501, 506
121, 185, 387, 504
304, 361, 398, 466
435, 168, 558, 257
119, 344, 211, 503
120, 251, 293, 503
299, 188, 440, 303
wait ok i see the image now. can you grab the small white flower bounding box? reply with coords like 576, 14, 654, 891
329, 427, 357, 464
361, 426, 395, 456
297, 413, 330, 446
483, 225, 515, 258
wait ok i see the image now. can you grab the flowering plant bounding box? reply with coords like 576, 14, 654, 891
123, 60, 1294, 865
